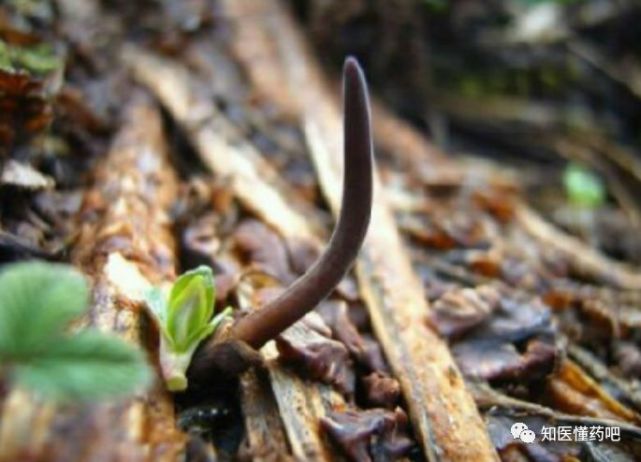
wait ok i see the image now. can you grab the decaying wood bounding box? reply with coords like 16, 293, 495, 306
124, 49, 348, 460
547, 360, 641, 425
262, 369, 335, 461
237, 280, 340, 461
0, 95, 185, 462
123, 47, 323, 245
217, 1, 499, 460
263, 332, 344, 462
240, 370, 292, 462
218, 0, 454, 180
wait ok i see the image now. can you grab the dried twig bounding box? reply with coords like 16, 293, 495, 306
239, 370, 292, 461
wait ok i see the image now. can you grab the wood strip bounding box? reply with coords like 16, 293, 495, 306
263, 337, 342, 462
0, 94, 185, 462
237, 280, 340, 461
516, 204, 641, 290
547, 360, 641, 425
219, 0, 450, 175
217, 1, 499, 460
125, 49, 343, 461
123, 46, 322, 244
240, 369, 292, 462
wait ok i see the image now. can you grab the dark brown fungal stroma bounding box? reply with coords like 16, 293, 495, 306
190, 57, 374, 374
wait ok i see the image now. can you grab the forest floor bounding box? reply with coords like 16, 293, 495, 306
1, 1, 641, 461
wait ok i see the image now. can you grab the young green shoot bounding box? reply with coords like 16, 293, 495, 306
146, 266, 231, 392
0, 261, 151, 402
564, 162, 606, 209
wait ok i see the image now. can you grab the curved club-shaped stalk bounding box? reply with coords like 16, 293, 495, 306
189, 57, 373, 378
231, 57, 373, 349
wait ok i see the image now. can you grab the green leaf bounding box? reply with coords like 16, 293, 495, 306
166, 266, 215, 352
145, 286, 168, 325
144, 266, 230, 391
0, 41, 14, 72
563, 163, 606, 209
13, 331, 151, 401
0, 262, 89, 358
0, 39, 62, 76
159, 307, 231, 392
12, 43, 62, 75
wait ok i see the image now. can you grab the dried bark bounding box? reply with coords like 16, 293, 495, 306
264, 337, 345, 461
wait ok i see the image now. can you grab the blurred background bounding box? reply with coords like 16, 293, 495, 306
2, 2, 641, 460
291, 0, 641, 266
3, 0, 641, 265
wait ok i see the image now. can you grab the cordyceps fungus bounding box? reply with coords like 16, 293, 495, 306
186, 57, 374, 382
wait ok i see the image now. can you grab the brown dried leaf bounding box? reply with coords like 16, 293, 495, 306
233, 219, 296, 284
0, 69, 53, 151
277, 316, 355, 396
321, 407, 415, 462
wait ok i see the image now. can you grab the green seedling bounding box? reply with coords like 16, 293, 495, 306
0, 261, 151, 401
146, 266, 231, 392
563, 163, 605, 209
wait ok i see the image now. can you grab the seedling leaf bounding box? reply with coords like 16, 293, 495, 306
13, 331, 152, 401
0, 262, 89, 357
145, 266, 230, 391
166, 266, 215, 353
0, 261, 152, 402
564, 163, 606, 209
